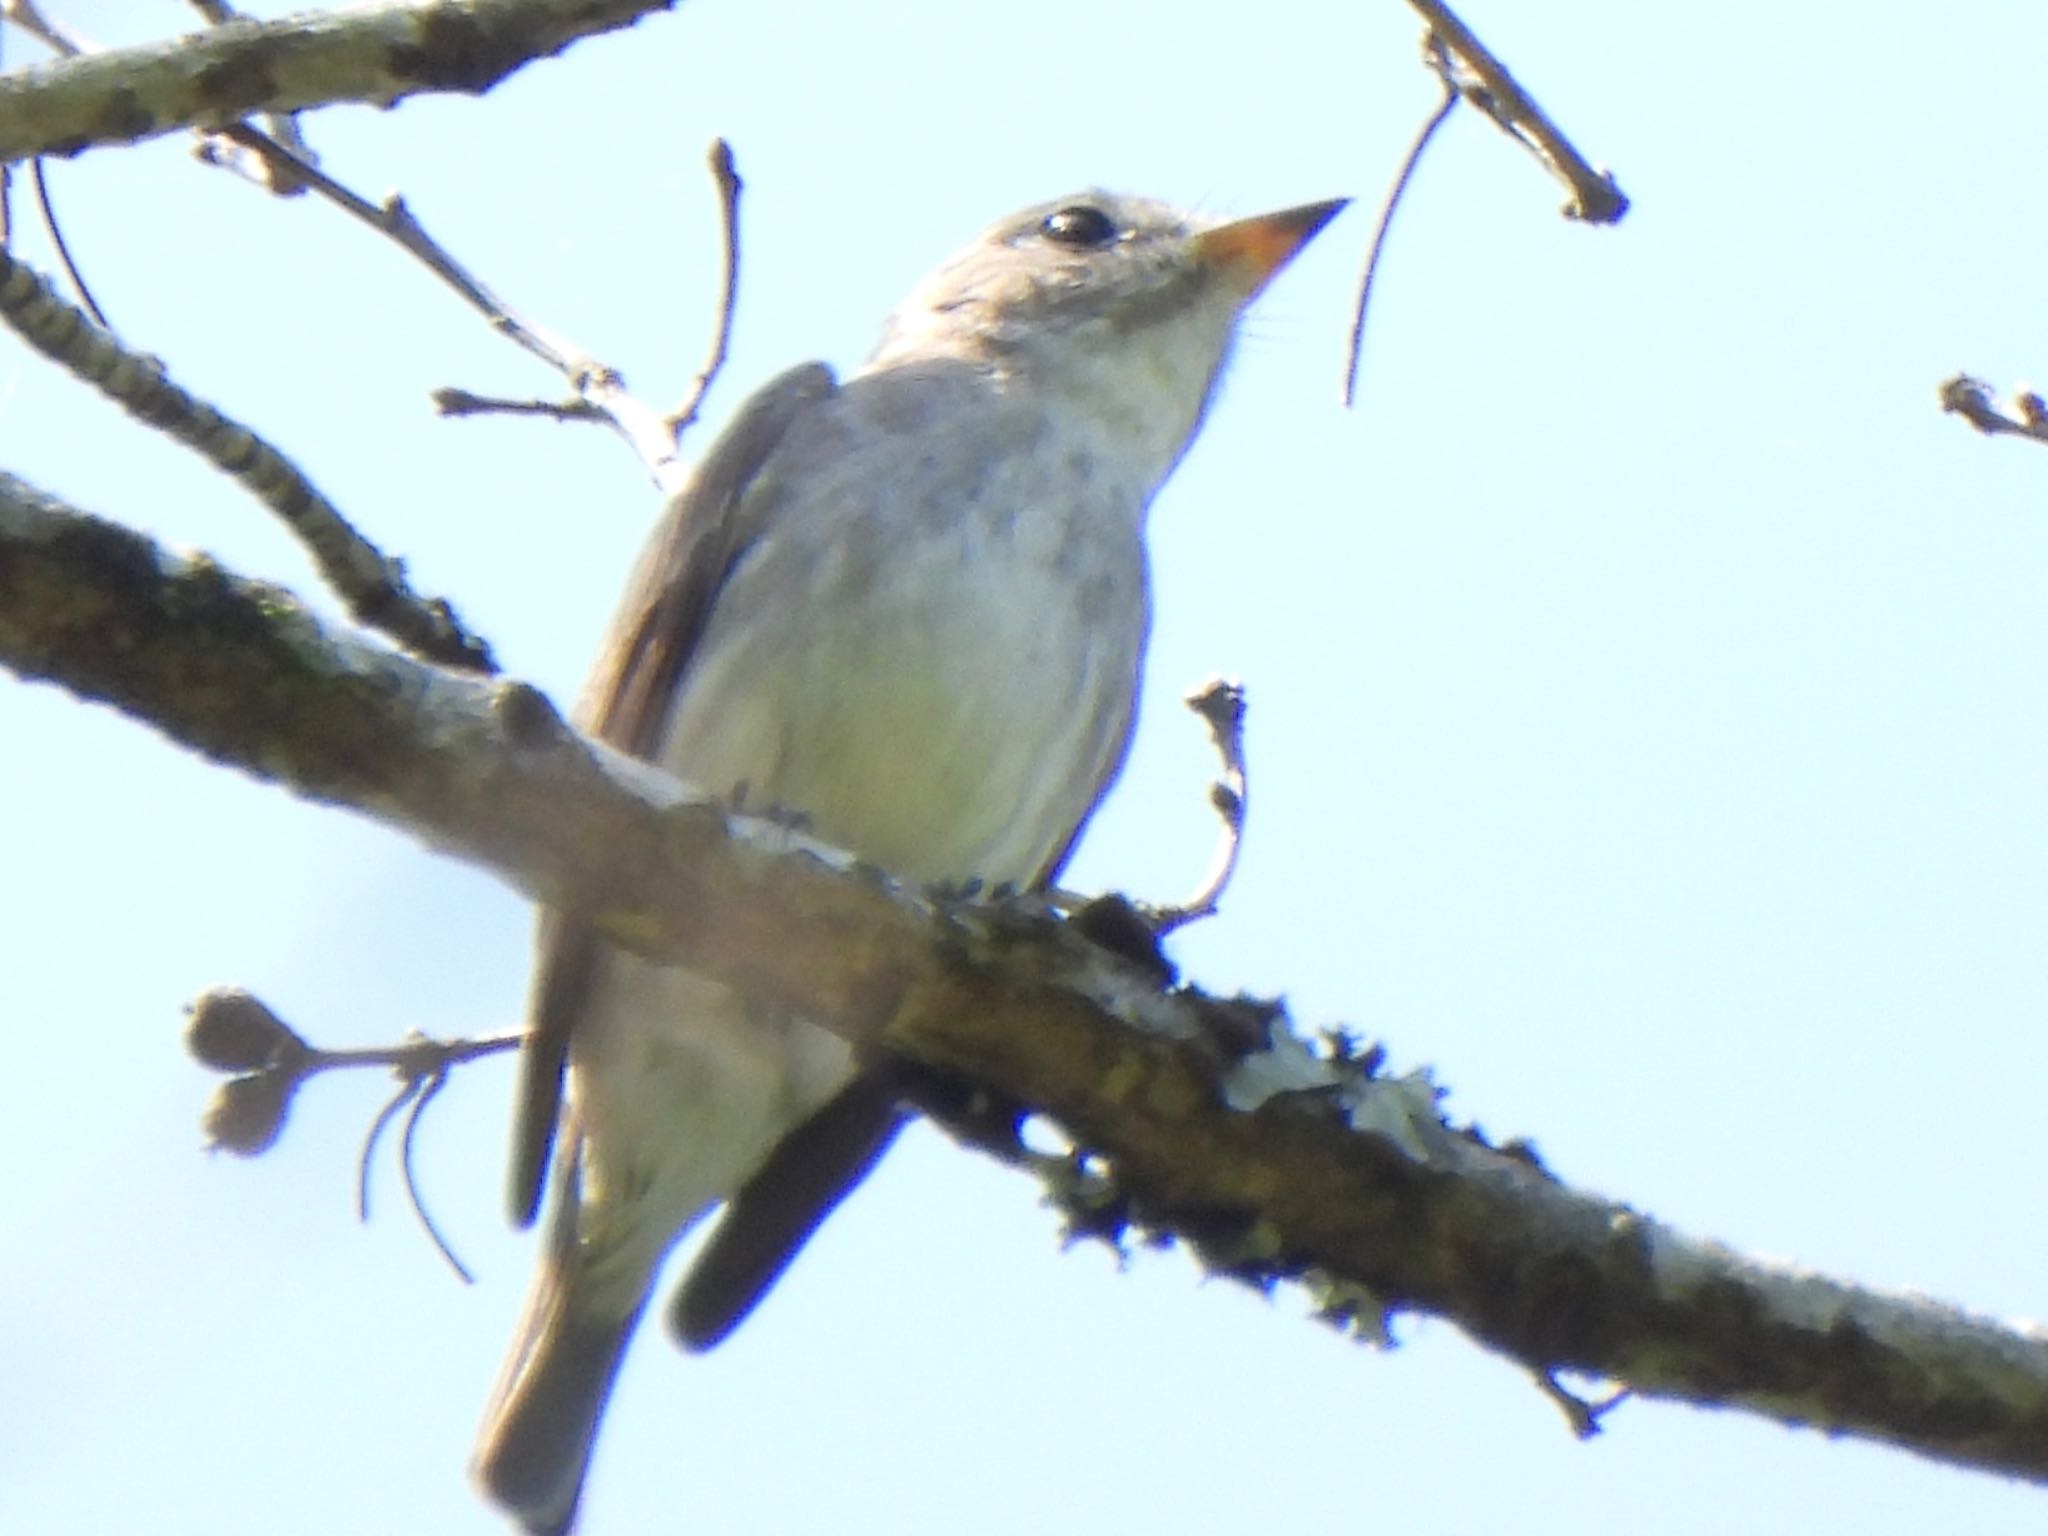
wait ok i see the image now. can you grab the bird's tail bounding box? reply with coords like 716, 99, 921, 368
472, 1239, 645, 1536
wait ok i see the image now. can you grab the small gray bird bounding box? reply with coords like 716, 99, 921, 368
472, 188, 1345, 1533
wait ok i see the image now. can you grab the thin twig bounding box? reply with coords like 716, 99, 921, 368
208, 121, 678, 478
662, 138, 744, 443
1147, 678, 1249, 934
431, 387, 609, 424
1939, 373, 2048, 446
0, 243, 496, 670
211, 125, 592, 384
399, 1069, 474, 1284
256, 112, 317, 171
310, 1031, 525, 1078
3, 6, 112, 326
1343, 39, 1458, 407
0, 0, 92, 56
322, 1030, 518, 1282
357, 1075, 419, 1222
30, 158, 106, 327
240, 1014, 517, 1281
350, 1056, 475, 1283
1406, 0, 1628, 224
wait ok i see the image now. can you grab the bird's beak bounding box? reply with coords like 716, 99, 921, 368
1194, 197, 1350, 299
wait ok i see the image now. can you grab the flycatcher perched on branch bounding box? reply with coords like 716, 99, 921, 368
473, 188, 1346, 1533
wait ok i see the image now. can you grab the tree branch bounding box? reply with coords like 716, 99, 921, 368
0, 244, 494, 669
4, 470, 2047, 1485
0, 0, 680, 164
1405, 0, 1628, 224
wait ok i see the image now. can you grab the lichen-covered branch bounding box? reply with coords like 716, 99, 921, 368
0, 0, 679, 164
3, 471, 2047, 1484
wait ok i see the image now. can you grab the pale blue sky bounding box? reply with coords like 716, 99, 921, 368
4, 2, 2047, 1533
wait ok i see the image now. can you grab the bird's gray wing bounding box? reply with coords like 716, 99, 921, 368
507, 361, 840, 1228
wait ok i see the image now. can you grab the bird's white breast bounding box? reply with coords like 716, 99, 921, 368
662, 366, 1154, 889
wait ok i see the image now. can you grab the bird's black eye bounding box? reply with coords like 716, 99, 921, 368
1039, 205, 1119, 247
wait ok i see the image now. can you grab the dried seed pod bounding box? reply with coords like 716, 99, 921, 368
201, 1071, 298, 1157
184, 987, 307, 1074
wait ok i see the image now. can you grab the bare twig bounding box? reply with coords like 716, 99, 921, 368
0, 0, 93, 56
662, 138, 744, 442
1939, 373, 2048, 446
1406, 0, 1628, 224
396, 1068, 472, 1282
1147, 677, 1249, 934
430, 386, 609, 424
2, 7, 109, 325
211, 126, 595, 386
0, 244, 496, 670
208, 121, 680, 482
357, 1075, 418, 1219
1342, 38, 1458, 407
307, 1031, 522, 1082
30, 159, 106, 327
354, 1038, 486, 1286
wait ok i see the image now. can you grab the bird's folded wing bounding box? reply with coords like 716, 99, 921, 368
668, 1070, 908, 1350
507, 362, 842, 1228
